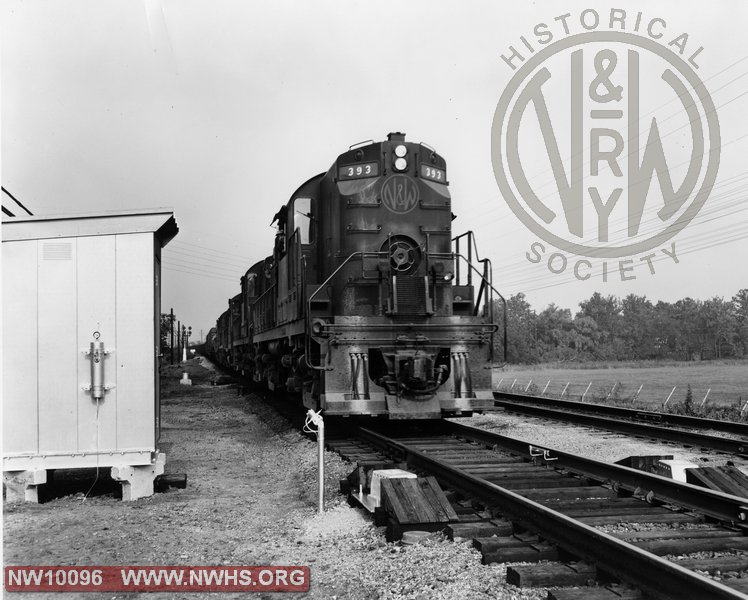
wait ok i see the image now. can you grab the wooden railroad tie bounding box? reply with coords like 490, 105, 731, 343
506, 561, 596, 587
547, 584, 642, 600
478, 533, 559, 564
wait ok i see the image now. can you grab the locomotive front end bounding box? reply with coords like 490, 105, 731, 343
309, 133, 500, 418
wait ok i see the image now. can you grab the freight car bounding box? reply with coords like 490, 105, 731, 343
212, 133, 505, 419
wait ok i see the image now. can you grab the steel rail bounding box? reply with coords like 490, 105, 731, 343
444, 420, 748, 521
354, 425, 748, 600
494, 391, 748, 436
494, 396, 748, 455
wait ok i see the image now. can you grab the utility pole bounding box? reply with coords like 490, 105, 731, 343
177, 320, 181, 362
182, 325, 190, 362
170, 308, 175, 364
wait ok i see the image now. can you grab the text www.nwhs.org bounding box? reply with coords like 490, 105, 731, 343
5, 566, 310, 592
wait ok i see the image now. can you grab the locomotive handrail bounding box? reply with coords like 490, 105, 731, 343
304, 251, 366, 371
454, 253, 507, 367
303, 249, 506, 368
252, 283, 277, 334
452, 230, 481, 286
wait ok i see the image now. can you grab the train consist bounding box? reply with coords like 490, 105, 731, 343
207, 133, 504, 418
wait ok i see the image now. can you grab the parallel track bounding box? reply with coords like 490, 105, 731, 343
494, 391, 748, 456
330, 420, 748, 600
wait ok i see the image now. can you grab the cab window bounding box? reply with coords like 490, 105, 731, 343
294, 197, 312, 244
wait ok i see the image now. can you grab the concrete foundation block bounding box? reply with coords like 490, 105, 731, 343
3, 469, 48, 503
111, 452, 166, 501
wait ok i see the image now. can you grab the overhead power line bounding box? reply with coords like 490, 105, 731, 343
171, 240, 254, 262
1, 186, 33, 216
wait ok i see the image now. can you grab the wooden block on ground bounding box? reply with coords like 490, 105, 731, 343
380, 476, 458, 525
506, 562, 596, 587
686, 466, 748, 498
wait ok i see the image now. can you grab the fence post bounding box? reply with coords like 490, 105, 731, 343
699, 389, 711, 410
525, 380, 533, 393
633, 384, 643, 402
605, 382, 617, 401
560, 382, 570, 399
581, 382, 592, 401
510, 378, 517, 391
663, 386, 676, 409
542, 380, 551, 395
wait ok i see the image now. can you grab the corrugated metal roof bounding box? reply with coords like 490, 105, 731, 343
2, 208, 178, 246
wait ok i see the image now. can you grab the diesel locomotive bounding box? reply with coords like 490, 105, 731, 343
209, 133, 505, 418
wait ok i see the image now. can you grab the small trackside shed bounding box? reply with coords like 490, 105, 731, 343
2, 209, 178, 501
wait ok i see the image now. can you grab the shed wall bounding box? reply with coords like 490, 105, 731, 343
3, 231, 158, 467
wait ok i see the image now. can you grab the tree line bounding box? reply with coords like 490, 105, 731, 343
494, 289, 748, 364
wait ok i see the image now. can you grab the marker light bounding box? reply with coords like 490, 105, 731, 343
443, 272, 454, 282
394, 157, 407, 171
395, 144, 407, 157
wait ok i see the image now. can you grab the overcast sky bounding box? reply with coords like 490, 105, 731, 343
3, 0, 747, 339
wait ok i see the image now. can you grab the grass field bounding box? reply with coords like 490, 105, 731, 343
493, 361, 748, 416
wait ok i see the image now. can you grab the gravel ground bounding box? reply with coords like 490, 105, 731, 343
463, 411, 740, 468
3, 359, 545, 600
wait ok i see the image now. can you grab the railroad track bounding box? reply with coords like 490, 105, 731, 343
328, 419, 748, 600
494, 391, 748, 456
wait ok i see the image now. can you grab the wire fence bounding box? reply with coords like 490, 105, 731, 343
493, 368, 748, 420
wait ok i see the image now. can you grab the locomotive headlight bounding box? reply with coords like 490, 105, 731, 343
394, 157, 408, 171
394, 144, 407, 157
443, 272, 454, 282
